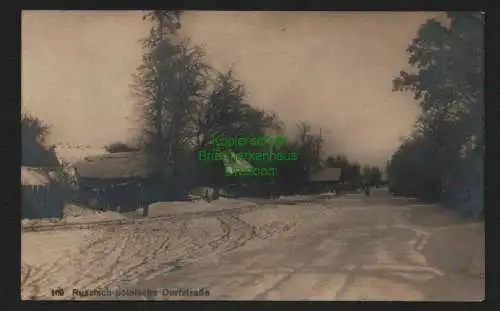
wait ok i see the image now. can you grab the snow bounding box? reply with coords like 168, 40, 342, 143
21, 167, 52, 186
20, 193, 484, 301
22, 204, 128, 229
51, 144, 108, 188
147, 199, 257, 217
54, 144, 108, 165
21, 198, 337, 300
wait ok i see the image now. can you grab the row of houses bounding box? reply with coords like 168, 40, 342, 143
22, 151, 168, 219
22, 149, 382, 219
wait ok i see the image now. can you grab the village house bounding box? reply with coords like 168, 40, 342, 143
306, 167, 343, 194
73, 152, 157, 213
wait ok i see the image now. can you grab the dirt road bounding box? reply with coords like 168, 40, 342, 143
21, 189, 484, 301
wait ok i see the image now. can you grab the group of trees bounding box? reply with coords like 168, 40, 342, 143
131, 10, 383, 199
324, 155, 382, 186
22, 9, 382, 201
388, 12, 484, 216
22, 11, 393, 202
197, 119, 383, 196
21, 11, 483, 216
129, 11, 280, 198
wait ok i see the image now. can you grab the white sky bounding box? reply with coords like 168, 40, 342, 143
22, 11, 442, 166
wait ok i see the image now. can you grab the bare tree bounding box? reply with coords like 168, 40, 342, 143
294, 122, 324, 177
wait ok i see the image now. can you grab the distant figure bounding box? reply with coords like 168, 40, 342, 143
334, 187, 341, 196
363, 182, 371, 196
364, 186, 371, 196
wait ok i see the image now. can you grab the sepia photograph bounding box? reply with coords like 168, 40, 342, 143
21, 10, 484, 301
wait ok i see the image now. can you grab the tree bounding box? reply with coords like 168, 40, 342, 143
361, 165, 382, 187
134, 11, 290, 199
132, 10, 214, 200
325, 155, 349, 169
323, 154, 362, 185
133, 11, 179, 174
21, 112, 59, 167
342, 163, 361, 186
393, 12, 483, 151
390, 12, 483, 213
195, 69, 281, 151
132, 11, 210, 181
142, 11, 182, 40
194, 69, 282, 190
294, 122, 324, 177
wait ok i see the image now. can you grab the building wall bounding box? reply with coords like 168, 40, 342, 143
77, 177, 152, 212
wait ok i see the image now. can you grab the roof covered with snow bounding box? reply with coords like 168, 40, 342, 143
74, 152, 154, 180
53, 144, 108, 165
21, 166, 52, 186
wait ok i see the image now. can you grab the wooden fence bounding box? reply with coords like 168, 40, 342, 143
22, 185, 64, 219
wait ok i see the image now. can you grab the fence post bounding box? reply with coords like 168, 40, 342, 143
33, 186, 39, 218
43, 186, 48, 217
41, 186, 46, 218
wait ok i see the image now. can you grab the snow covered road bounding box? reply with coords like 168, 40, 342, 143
21, 191, 484, 301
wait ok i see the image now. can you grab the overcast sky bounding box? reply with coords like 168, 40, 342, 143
22, 11, 442, 167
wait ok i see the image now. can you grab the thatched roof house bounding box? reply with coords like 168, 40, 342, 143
73, 152, 159, 211
74, 152, 154, 181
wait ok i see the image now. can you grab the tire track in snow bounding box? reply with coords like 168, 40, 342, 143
22, 203, 334, 300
